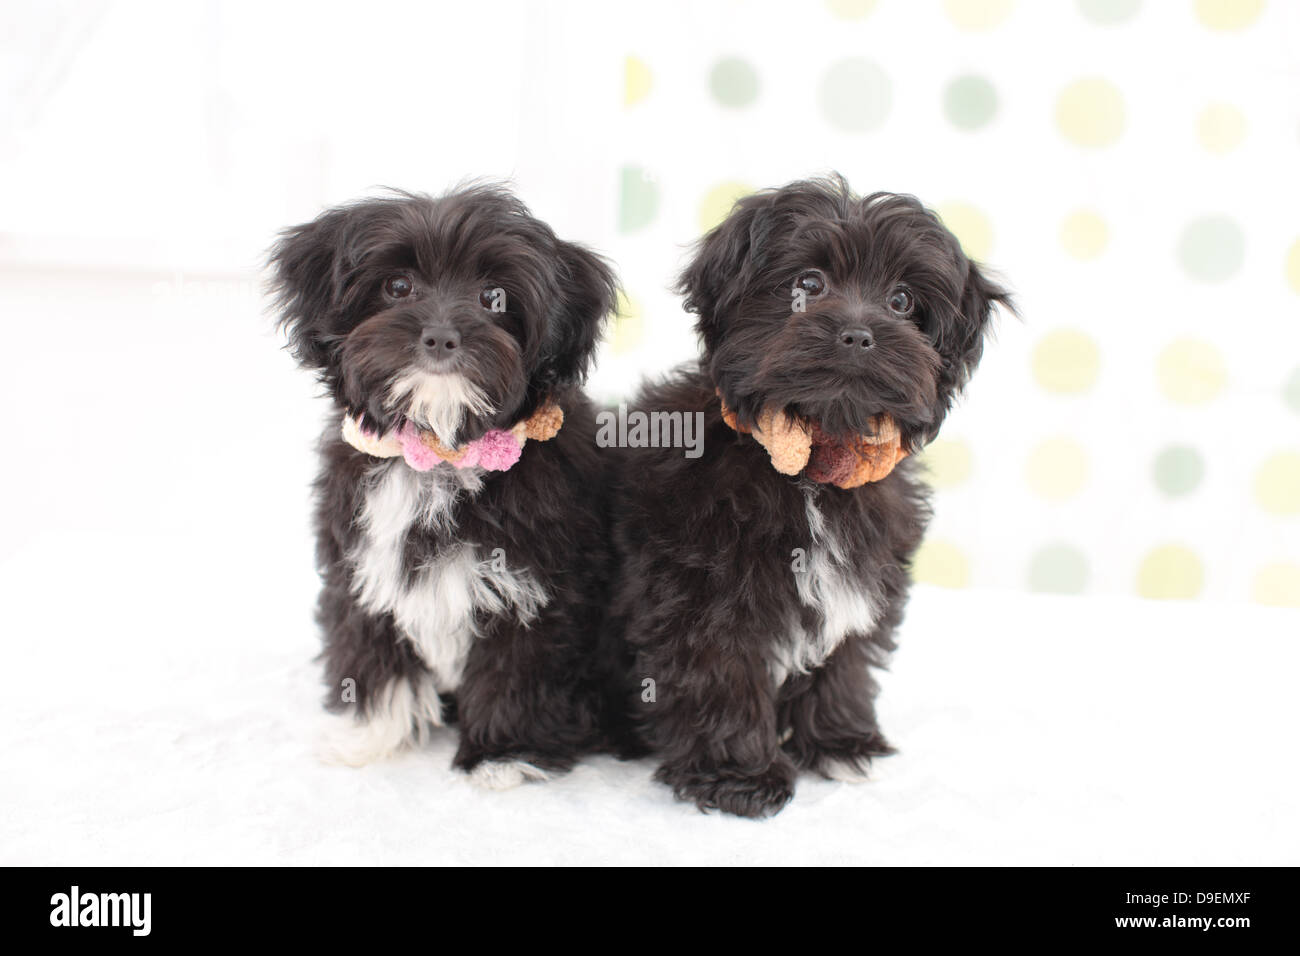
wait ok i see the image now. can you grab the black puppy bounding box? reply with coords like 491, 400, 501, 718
270, 184, 618, 788
610, 175, 1012, 816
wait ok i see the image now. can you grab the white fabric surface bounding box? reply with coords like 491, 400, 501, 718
5, 547, 1296, 865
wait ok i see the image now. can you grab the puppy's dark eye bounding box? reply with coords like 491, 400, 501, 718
794, 271, 827, 296
384, 275, 414, 298
887, 286, 914, 315
479, 286, 505, 311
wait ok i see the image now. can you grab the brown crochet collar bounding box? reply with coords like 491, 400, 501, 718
717, 393, 906, 488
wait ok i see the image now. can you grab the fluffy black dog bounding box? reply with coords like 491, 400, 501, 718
610, 175, 1012, 816
270, 184, 618, 788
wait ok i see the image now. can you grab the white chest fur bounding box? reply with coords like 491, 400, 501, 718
347, 461, 549, 691
769, 495, 881, 687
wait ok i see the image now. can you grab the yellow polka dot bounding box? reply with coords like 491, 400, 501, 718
913, 538, 971, 588
1252, 564, 1300, 608
1254, 452, 1300, 515
934, 201, 993, 261
1137, 546, 1204, 601
1157, 339, 1227, 405
1060, 209, 1109, 260
1286, 238, 1300, 294
1032, 329, 1101, 394
624, 56, 652, 107
826, 0, 877, 18
1026, 437, 1088, 501
943, 0, 1016, 30
1197, 103, 1247, 154
698, 181, 754, 234
1055, 77, 1125, 148
611, 291, 643, 354
1195, 0, 1264, 31
918, 439, 973, 489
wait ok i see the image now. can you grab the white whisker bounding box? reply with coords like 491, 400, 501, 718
386, 371, 493, 446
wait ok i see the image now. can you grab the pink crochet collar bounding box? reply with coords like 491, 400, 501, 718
341, 401, 564, 473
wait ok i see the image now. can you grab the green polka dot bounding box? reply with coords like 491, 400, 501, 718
1032, 329, 1101, 393
709, 57, 759, 109
1137, 545, 1204, 601
1153, 445, 1205, 497
618, 166, 659, 234
1283, 367, 1300, 414
1177, 215, 1245, 282
943, 75, 998, 130
1076, 0, 1141, 25
1255, 452, 1300, 515
1055, 77, 1125, 148
1028, 543, 1089, 594
819, 58, 892, 132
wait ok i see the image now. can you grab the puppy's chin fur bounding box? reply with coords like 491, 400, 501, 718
611, 175, 1011, 818
385, 370, 494, 446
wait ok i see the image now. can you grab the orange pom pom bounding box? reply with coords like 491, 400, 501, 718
718, 394, 906, 487
523, 402, 564, 441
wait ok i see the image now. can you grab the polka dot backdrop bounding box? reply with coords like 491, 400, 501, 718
598, 0, 1300, 608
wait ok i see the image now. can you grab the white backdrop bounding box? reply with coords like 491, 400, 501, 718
3, 0, 1296, 604
2, 1, 1297, 866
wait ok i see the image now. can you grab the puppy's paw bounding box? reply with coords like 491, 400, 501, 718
792, 730, 894, 782
666, 762, 797, 818
817, 755, 873, 783
464, 759, 552, 791
314, 712, 408, 767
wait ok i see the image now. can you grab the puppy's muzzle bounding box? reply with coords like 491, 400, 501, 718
421, 323, 461, 354
839, 326, 876, 352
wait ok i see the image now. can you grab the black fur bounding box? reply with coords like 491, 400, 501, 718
270, 183, 619, 776
609, 175, 1012, 816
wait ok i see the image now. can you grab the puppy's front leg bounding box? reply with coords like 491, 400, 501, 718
643, 643, 796, 818
315, 579, 444, 766
779, 634, 894, 782
451, 612, 599, 789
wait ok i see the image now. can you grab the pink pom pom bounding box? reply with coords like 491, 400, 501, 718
471, 429, 523, 471
397, 423, 443, 471
388, 423, 524, 473
451, 442, 481, 469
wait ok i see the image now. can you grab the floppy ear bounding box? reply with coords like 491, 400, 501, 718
268, 209, 352, 370
940, 257, 1014, 395
538, 240, 619, 387
676, 192, 776, 351
921, 256, 1014, 444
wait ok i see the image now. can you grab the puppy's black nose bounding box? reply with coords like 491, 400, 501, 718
839, 327, 875, 350
421, 325, 461, 354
